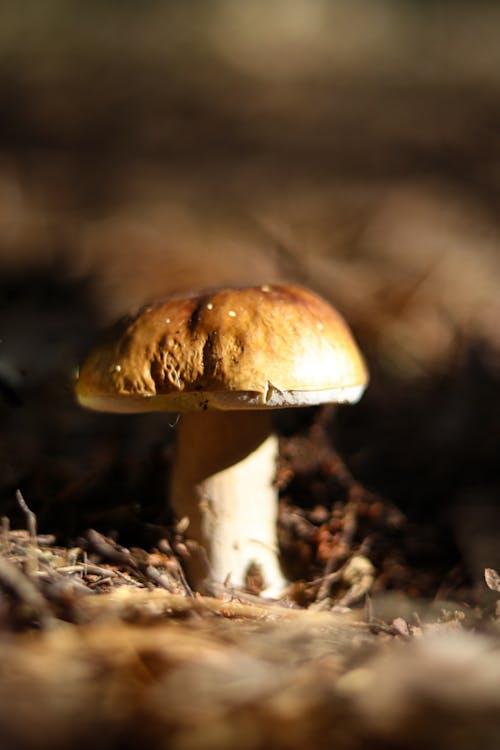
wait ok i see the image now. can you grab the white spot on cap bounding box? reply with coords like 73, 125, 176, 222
261, 285, 271, 292
113, 364, 122, 372
206, 303, 214, 310
228, 310, 237, 317
316, 322, 324, 331
165, 318, 171, 324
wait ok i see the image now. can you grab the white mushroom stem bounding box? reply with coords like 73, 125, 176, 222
170, 410, 287, 595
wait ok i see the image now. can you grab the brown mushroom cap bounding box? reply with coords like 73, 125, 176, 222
76, 284, 368, 413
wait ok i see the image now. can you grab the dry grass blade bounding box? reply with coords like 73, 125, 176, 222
15, 490, 37, 540
74, 586, 376, 634
0, 555, 57, 628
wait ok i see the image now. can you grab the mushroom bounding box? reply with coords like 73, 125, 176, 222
76, 284, 368, 595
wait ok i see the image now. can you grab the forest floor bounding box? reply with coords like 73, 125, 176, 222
1, 3, 500, 746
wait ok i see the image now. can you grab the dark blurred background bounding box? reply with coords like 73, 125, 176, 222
0, 0, 499, 600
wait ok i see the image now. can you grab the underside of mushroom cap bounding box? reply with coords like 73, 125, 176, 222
76, 284, 368, 413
